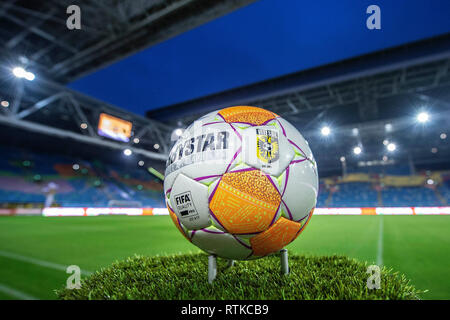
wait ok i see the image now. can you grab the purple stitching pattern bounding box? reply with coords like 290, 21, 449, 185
281, 199, 294, 220
232, 235, 252, 250
200, 228, 225, 234
194, 174, 222, 181
225, 147, 241, 173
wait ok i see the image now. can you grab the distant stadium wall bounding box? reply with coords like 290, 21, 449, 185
32, 206, 450, 217
323, 171, 446, 187
0, 208, 41, 216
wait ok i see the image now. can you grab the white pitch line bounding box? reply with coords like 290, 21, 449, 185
0, 250, 93, 276
0, 283, 38, 300
376, 215, 384, 266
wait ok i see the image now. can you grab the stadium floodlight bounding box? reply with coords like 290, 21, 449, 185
138, 160, 145, 167
321, 126, 331, 136
72, 164, 80, 170
383, 139, 389, 146
385, 123, 393, 132
340, 156, 346, 162
387, 143, 396, 152
153, 143, 160, 150
80, 123, 88, 129
427, 179, 434, 185
382, 155, 388, 162
133, 138, 140, 144
123, 148, 132, 156
352, 128, 359, 136
417, 112, 429, 123
12, 67, 35, 81
12, 67, 26, 78
174, 128, 183, 136
353, 146, 362, 155
440, 133, 447, 140
24, 71, 35, 81
1, 100, 9, 107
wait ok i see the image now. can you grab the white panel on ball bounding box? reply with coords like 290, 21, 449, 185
191, 230, 252, 260
169, 173, 211, 230
164, 122, 241, 192
277, 118, 313, 160
241, 125, 294, 176
281, 161, 318, 222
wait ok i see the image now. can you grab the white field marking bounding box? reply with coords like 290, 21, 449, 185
0, 283, 38, 300
0, 250, 93, 276
376, 215, 384, 266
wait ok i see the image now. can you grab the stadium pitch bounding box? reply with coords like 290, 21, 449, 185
0, 215, 449, 300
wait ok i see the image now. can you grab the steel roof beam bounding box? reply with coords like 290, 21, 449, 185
16, 92, 66, 119
0, 114, 167, 161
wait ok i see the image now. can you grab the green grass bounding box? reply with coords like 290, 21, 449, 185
0, 215, 449, 299
57, 253, 420, 300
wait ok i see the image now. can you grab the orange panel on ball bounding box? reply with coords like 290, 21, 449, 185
218, 106, 278, 126
209, 169, 281, 234
168, 206, 190, 241
250, 217, 302, 257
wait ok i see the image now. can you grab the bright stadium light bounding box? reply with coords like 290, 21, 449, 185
12, 67, 35, 81
1, 100, 9, 107
427, 179, 434, 185
133, 137, 140, 144
80, 123, 88, 129
153, 143, 160, 150
340, 156, 346, 162
387, 143, 396, 152
321, 126, 331, 136
138, 160, 145, 167
441, 133, 447, 140
382, 155, 388, 162
352, 128, 359, 136
383, 139, 389, 146
123, 149, 132, 156
72, 164, 80, 170
385, 123, 393, 132
24, 71, 35, 81
417, 112, 429, 123
353, 146, 362, 155
174, 128, 183, 136
12, 67, 26, 78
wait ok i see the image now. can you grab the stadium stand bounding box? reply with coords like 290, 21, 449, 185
1, 144, 449, 209
347, 164, 412, 176
329, 182, 379, 207
0, 146, 164, 208
318, 168, 450, 207
381, 186, 441, 207
316, 182, 330, 207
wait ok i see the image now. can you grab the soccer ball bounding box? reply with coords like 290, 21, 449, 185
164, 106, 318, 260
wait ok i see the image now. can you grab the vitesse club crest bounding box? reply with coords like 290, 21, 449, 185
256, 129, 279, 164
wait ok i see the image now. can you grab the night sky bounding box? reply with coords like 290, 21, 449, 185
69, 0, 450, 115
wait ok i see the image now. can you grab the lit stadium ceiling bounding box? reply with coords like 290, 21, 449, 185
148, 35, 450, 175
0, 0, 257, 82
0, 0, 257, 160
0, 1, 449, 173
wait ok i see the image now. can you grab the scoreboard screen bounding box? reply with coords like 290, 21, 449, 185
98, 113, 133, 142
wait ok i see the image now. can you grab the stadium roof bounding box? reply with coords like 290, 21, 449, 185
147, 35, 450, 175
0, 0, 256, 160
0, 0, 449, 175
69, 0, 450, 114
0, 0, 256, 82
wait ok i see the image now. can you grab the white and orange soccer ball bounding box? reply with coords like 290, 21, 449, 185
164, 106, 318, 260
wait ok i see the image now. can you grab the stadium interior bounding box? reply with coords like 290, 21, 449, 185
0, 0, 449, 300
